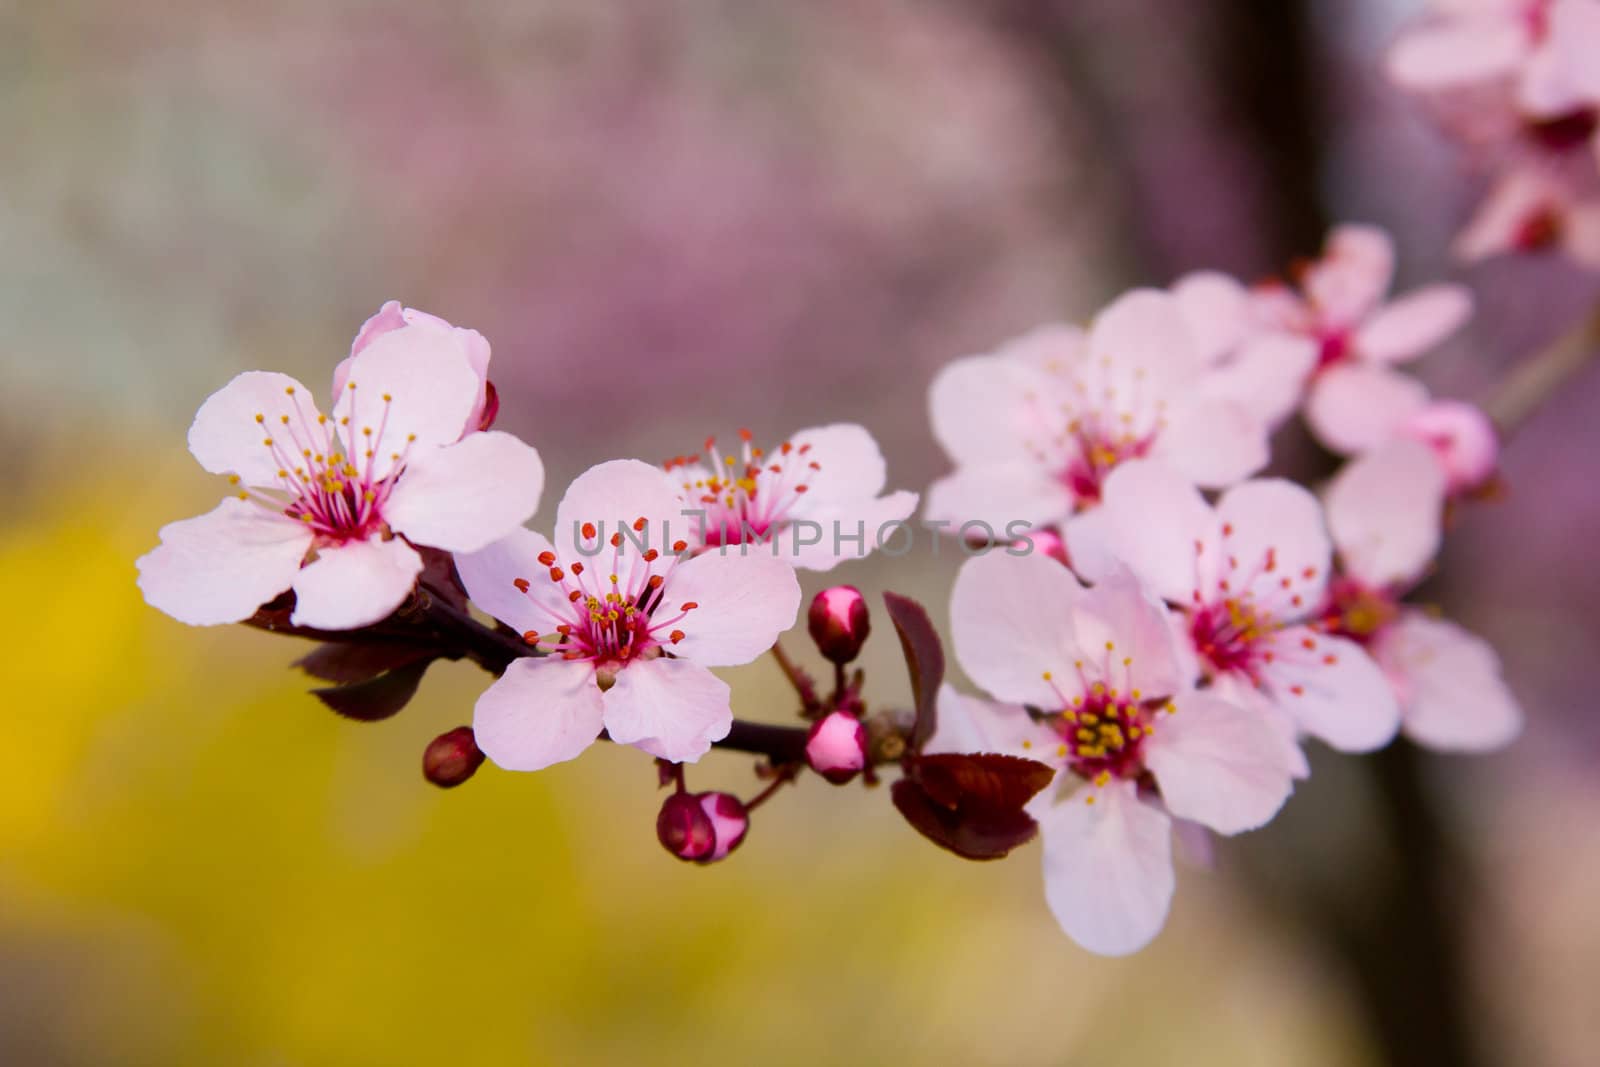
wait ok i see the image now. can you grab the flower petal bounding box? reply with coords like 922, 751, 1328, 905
473, 658, 604, 771
929, 338, 1071, 465
1354, 284, 1473, 365
1201, 333, 1318, 426
1144, 689, 1295, 835
787, 489, 920, 571
1087, 289, 1203, 387
1304, 224, 1394, 329
1065, 460, 1215, 604
602, 657, 732, 763
188, 370, 321, 487
925, 683, 1059, 758
951, 550, 1087, 708
1260, 627, 1400, 752
454, 527, 571, 636
1214, 478, 1331, 612
654, 550, 801, 668
1377, 612, 1523, 752
1171, 271, 1250, 364
784, 423, 889, 507
923, 463, 1074, 532
1152, 394, 1271, 489
1038, 781, 1174, 957
384, 431, 545, 553
331, 324, 481, 480
1324, 439, 1445, 589
289, 537, 424, 630
1304, 363, 1430, 455
136, 498, 313, 626
554, 459, 686, 563
1069, 565, 1188, 700
1386, 19, 1527, 91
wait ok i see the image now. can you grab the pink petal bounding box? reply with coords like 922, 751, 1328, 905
187, 370, 320, 487
1545, 0, 1600, 100
289, 537, 424, 630
347, 300, 407, 358
929, 336, 1076, 465
1260, 627, 1400, 752
1213, 478, 1332, 612
1086, 289, 1204, 387
1171, 271, 1250, 364
1561, 200, 1600, 267
1210, 673, 1311, 779
1304, 224, 1395, 329
1152, 394, 1271, 488
1402, 400, 1499, 494
784, 423, 889, 508
1378, 612, 1523, 752
1324, 439, 1446, 588
473, 658, 604, 771
1200, 333, 1318, 426
1304, 364, 1430, 455
1386, 19, 1527, 90
454, 527, 571, 636
1068, 565, 1188, 701
925, 684, 1059, 758
1353, 284, 1473, 364
1067, 460, 1215, 604
1038, 780, 1174, 957
788, 489, 920, 571
1453, 170, 1564, 263
1517, 40, 1592, 118
554, 459, 686, 563
383, 431, 545, 553
1144, 689, 1295, 835
654, 551, 801, 668
331, 325, 481, 481
923, 464, 1074, 532
338, 304, 494, 433
950, 551, 1088, 708
602, 657, 732, 763
136, 498, 313, 626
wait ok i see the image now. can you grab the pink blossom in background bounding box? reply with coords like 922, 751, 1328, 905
938, 554, 1295, 956
456, 460, 801, 770
136, 313, 545, 629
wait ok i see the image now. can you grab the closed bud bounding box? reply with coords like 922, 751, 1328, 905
806, 710, 868, 784
697, 792, 750, 862
423, 726, 485, 788
1402, 400, 1499, 494
658, 792, 748, 863
808, 585, 870, 664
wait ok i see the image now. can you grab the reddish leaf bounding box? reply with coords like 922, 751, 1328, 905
882, 591, 944, 752
892, 751, 1056, 861
311, 659, 434, 722
294, 641, 436, 684
912, 752, 1056, 813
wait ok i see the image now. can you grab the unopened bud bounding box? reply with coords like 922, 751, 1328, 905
808, 585, 870, 664
423, 726, 485, 788
1401, 400, 1499, 494
807, 710, 869, 784
697, 792, 749, 862
657, 792, 716, 861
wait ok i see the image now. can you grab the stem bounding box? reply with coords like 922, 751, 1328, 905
770, 641, 820, 712
1485, 303, 1600, 436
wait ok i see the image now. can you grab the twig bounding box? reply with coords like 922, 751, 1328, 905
1485, 303, 1600, 436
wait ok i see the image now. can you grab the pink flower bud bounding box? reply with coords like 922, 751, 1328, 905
657, 792, 716, 861
1402, 400, 1499, 494
697, 793, 750, 862
423, 726, 486, 788
806, 710, 868, 784
1016, 527, 1070, 566
808, 585, 870, 664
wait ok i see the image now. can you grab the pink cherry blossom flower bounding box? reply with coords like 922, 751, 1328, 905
337, 301, 497, 435
1067, 460, 1402, 762
1319, 441, 1523, 751
1398, 399, 1502, 494
1252, 225, 1475, 455
1170, 271, 1319, 425
937, 554, 1296, 956
136, 318, 545, 630
664, 424, 917, 571
1453, 167, 1600, 268
924, 289, 1274, 532
456, 460, 801, 770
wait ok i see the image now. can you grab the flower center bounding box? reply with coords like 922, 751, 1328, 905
1058, 425, 1154, 506
666, 430, 815, 548
1317, 577, 1398, 645
237, 383, 416, 543
1315, 329, 1350, 372
1031, 652, 1171, 792
510, 521, 699, 671
1525, 107, 1599, 155
1190, 598, 1271, 679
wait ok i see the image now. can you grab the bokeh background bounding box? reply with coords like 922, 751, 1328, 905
3, 1, 1598, 1064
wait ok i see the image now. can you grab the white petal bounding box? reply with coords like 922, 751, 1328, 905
1305, 224, 1395, 329
289, 537, 424, 630
787, 490, 920, 571
929, 338, 1072, 465
1260, 627, 1400, 752
1144, 689, 1295, 835
1066, 460, 1214, 604
951, 551, 1087, 708
1039, 781, 1175, 957
187, 370, 321, 487
384, 431, 545, 553
331, 325, 481, 481
1087, 289, 1204, 387
602, 657, 732, 763
1324, 439, 1445, 588
1304, 364, 1430, 455
924, 684, 1059, 758
1214, 478, 1331, 612
1353, 285, 1474, 365
1171, 271, 1250, 364
654, 551, 801, 668
1200, 333, 1318, 426
473, 658, 604, 771
1153, 395, 1271, 489
1211, 673, 1311, 779
554, 459, 686, 563
923, 464, 1074, 532
784, 423, 889, 508
1378, 612, 1523, 752
1386, 20, 1527, 90
454, 527, 571, 636
136, 498, 313, 626
1069, 565, 1188, 700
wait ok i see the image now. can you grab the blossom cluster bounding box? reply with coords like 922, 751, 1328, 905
1388, 0, 1600, 267
138, 220, 1523, 957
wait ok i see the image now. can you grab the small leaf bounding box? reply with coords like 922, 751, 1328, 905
892, 751, 1056, 861
912, 752, 1056, 813
294, 641, 436, 685
882, 591, 945, 752
311, 659, 434, 722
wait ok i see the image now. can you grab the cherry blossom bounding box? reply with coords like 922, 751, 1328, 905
1320, 441, 1523, 751
663, 424, 917, 570
137, 315, 545, 630
1453, 167, 1600, 268
1252, 225, 1474, 455
1067, 460, 1402, 764
938, 553, 1296, 955
456, 460, 801, 770
924, 290, 1273, 532
337, 301, 498, 436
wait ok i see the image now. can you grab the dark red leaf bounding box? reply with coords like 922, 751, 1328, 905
892, 778, 1038, 860
892, 751, 1056, 861
882, 591, 944, 752
311, 659, 434, 722
294, 641, 436, 684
